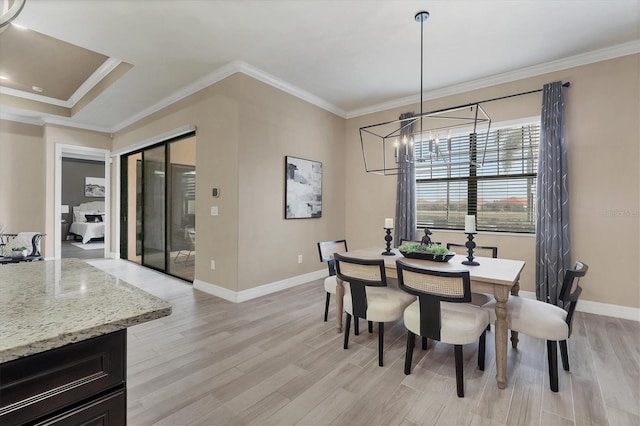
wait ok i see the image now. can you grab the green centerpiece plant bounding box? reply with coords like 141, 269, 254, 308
398, 242, 455, 262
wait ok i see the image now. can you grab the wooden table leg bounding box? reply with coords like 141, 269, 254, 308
493, 286, 510, 389
335, 276, 344, 333
510, 278, 520, 349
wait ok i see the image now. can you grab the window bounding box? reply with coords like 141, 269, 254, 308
415, 123, 539, 233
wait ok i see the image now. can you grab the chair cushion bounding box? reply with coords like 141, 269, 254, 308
324, 276, 349, 294
344, 287, 416, 323
483, 297, 569, 341
404, 300, 489, 345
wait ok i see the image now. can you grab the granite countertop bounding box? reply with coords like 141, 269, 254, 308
0, 259, 172, 363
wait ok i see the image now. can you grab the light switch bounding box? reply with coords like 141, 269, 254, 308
211, 206, 219, 216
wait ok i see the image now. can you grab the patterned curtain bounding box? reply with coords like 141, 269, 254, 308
536, 81, 571, 305
394, 112, 416, 246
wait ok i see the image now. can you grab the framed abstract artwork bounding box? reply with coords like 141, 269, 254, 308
285, 156, 322, 219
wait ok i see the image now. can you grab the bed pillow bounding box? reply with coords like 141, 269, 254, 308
74, 210, 87, 222
85, 214, 102, 223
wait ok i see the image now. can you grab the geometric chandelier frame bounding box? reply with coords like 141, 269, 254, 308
359, 101, 491, 175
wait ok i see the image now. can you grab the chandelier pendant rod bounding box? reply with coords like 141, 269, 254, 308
416, 11, 430, 155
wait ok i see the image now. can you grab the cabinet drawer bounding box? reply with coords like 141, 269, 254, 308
0, 330, 126, 425
35, 389, 126, 426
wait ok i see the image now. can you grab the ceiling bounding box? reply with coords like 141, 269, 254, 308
1, 0, 639, 133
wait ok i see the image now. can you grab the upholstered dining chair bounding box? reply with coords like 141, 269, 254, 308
397, 260, 489, 397
317, 240, 348, 322
483, 261, 588, 392
446, 243, 498, 308
334, 253, 415, 367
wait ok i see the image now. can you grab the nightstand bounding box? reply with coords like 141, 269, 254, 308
61, 221, 70, 241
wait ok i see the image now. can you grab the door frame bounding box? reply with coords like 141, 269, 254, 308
54, 143, 111, 260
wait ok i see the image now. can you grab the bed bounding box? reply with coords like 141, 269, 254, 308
69, 201, 105, 244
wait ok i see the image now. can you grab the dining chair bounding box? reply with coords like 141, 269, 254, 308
317, 240, 348, 322
334, 253, 415, 366
483, 261, 588, 392
396, 260, 489, 397
446, 243, 498, 308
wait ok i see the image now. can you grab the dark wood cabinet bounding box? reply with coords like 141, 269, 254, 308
34, 389, 125, 426
0, 330, 126, 425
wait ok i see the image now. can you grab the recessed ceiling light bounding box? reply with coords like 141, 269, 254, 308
32, 85, 43, 93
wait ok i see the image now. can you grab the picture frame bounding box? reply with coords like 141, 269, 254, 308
285, 156, 322, 219
85, 177, 106, 197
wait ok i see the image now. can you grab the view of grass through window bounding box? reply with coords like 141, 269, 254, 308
415, 123, 540, 233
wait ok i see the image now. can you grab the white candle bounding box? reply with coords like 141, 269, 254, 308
384, 218, 394, 229
464, 215, 476, 233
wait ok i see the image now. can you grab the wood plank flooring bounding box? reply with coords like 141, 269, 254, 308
87, 259, 640, 426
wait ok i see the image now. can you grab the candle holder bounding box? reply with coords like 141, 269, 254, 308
461, 232, 480, 265
381, 228, 394, 255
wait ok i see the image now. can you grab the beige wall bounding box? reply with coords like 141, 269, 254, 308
113, 73, 346, 292
345, 54, 640, 309
0, 120, 46, 236
235, 74, 346, 290
2, 55, 637, 310
0, 121, 111, 257
43, 125, 111, 257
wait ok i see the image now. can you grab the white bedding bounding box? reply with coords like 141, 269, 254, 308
70, 201, 106, 244
69, 222, 105, 244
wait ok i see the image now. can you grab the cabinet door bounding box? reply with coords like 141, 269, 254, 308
0, 331, 125, 425
35, 389, 125, 426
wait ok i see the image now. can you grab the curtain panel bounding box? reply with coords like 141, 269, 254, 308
394, 112, 416, 245
535, 81, 571, 305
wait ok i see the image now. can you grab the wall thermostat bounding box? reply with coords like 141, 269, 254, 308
212, 187, 220, 197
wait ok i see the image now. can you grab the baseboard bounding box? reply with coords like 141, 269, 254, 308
194, 269, 327, 303
519, 290, 640, 322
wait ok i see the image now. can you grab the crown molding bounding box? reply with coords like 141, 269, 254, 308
0, 111, 44, 126
113, 61, 242, 132
68, 58, 122, 106
2, 40, 638, 133
346, 39, 640, 119
112, 60, 348, 132
0, 107, 111, 132
233, 61, 347, 118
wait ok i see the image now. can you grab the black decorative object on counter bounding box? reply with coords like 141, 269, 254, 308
399, 250, 455, 262
462, 233, 480, 266
381, 228, 394, 256
420, 228, 432, 246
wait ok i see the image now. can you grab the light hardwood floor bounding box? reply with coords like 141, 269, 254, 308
87, 259, 640, 426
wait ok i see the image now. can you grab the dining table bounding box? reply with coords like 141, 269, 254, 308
334, 247, 526, 390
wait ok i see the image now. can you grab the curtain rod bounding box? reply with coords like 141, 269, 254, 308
477, 81, 571, 105
416, 81, 571, 117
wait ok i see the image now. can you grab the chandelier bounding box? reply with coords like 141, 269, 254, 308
359, 11, 491, 175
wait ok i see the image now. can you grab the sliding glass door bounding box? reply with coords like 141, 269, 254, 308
142, 145, 166, 271
120, 133, 196, 282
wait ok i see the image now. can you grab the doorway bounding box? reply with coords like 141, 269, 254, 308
60, 157, 107, 260
120, 133, 196, 282
54, 144, 110, 260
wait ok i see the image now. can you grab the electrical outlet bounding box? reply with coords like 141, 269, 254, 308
298, 254, 303, 264
211, 260, 216, 270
